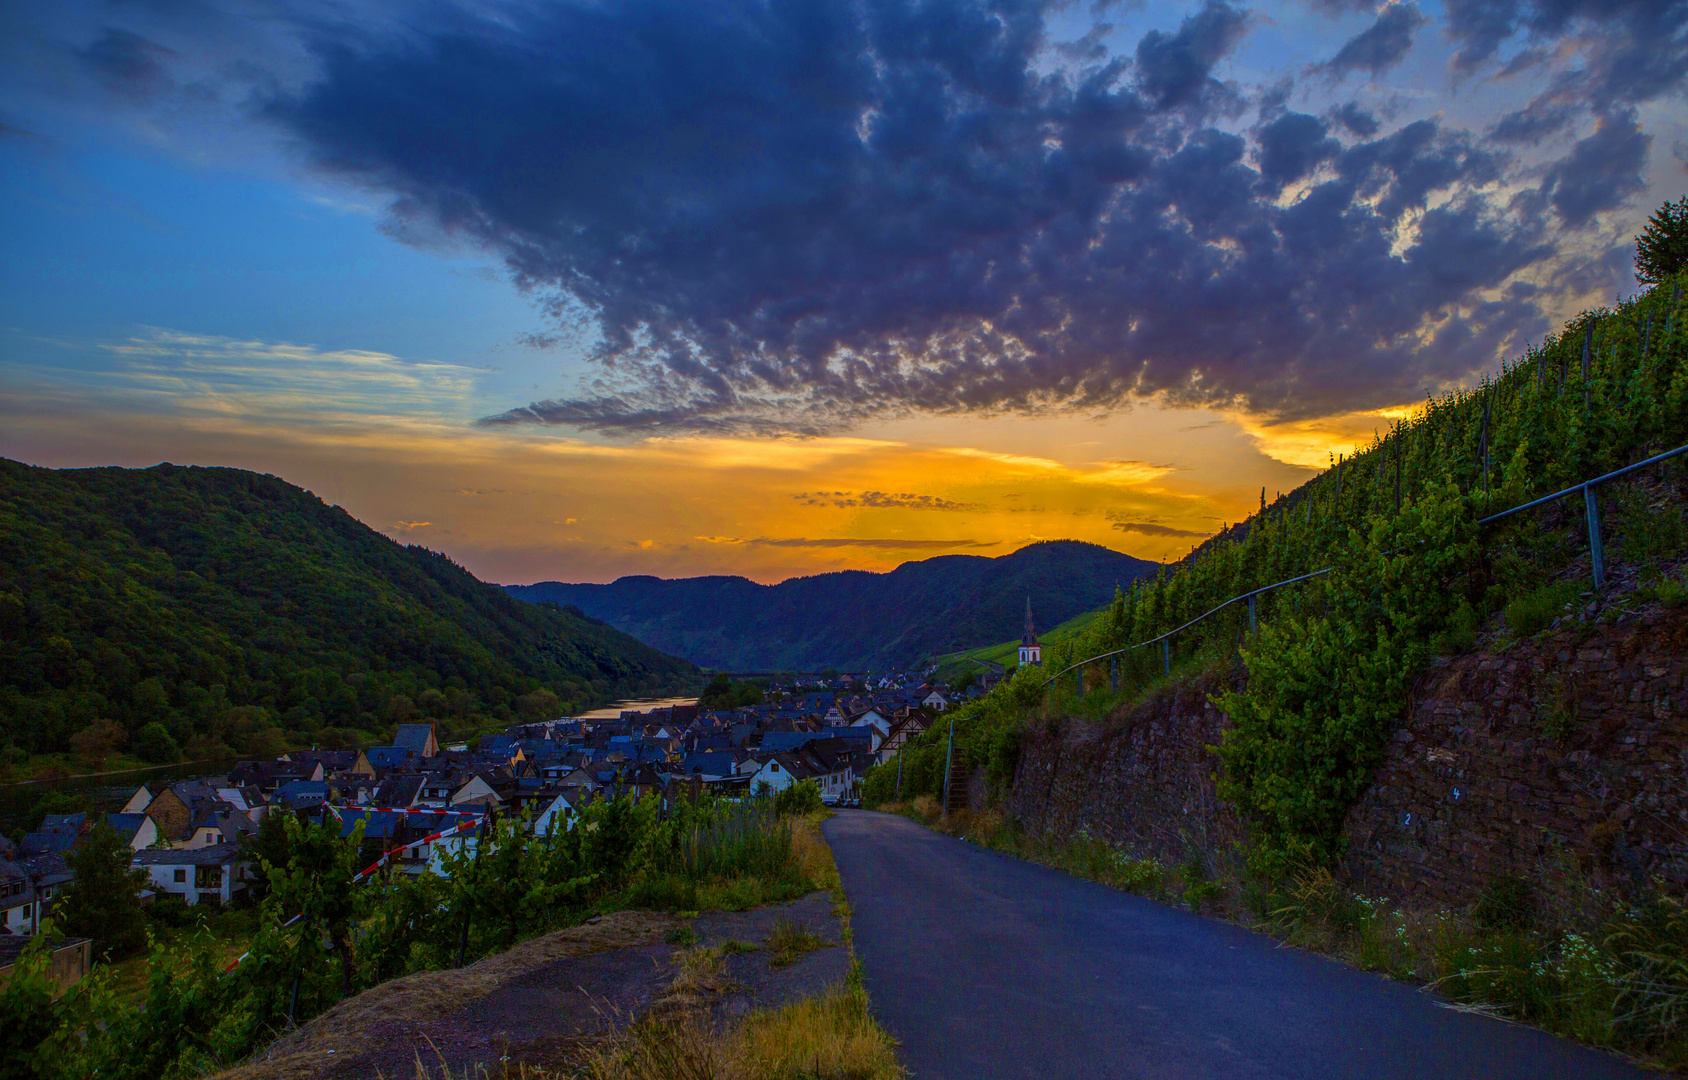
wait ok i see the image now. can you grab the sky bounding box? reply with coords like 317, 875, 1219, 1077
2, 0, 1684, 586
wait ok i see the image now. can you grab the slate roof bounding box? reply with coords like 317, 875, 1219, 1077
18, 831, 76, 858
133, 843, 243, 867
106, 813, 149, 838
393, 724, 437, 756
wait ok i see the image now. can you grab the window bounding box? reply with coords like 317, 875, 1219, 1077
173, 869, 187, 883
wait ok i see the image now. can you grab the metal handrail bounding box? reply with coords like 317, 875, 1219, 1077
1039, 441, 1688, 689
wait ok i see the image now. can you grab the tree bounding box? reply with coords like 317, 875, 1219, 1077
1636, 195, 1688, 284
56, 823, 148, 960
68, 719, 126, 770
134, 722, 181, 765
240, 808, 296, 903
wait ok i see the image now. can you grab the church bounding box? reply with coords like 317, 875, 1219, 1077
1018, 597, 1041, 667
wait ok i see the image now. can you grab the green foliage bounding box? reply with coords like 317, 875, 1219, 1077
1504, 580, 1582, 637
56, 823, 149, 960
699, 675, 766, 710
1216, 484, 1480, 873
0, 789, 812, 1080
0, 460, 699, 763
772, 779, 824, 817
868, 271, 1688, 878
1637, 195, 1688, 285
133, 722, 181, 765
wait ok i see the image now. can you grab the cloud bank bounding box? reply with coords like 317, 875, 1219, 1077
18, 0, 1688, 437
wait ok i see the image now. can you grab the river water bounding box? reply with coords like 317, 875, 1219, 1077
0, 757, 243, 835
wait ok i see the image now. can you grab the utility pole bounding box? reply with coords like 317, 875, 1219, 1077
940, 718, 955, 819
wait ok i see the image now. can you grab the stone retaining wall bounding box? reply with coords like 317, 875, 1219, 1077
1003, 603, 1688, 905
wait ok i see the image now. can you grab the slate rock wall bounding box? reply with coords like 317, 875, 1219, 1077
1004, 604, 1688, 905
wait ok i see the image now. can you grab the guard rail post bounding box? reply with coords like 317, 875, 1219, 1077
1584, 482, 1606, 588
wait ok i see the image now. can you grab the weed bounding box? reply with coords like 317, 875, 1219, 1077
1505, 580, 1581, 637
1475, 874, 1535, 932
665, 927, 700, 948
766, 916, 826, 969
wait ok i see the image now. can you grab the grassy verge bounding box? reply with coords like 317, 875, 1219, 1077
397, 811, 904, 1080
880, 798, 1684, 1072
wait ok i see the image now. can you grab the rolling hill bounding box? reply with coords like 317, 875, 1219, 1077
0, 459, 700, 768
505, 540, 1160, 671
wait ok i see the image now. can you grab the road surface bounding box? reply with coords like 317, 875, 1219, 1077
823, 809, 1646, 1080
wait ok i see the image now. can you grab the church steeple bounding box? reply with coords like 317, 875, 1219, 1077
1019, 596, 1042, 666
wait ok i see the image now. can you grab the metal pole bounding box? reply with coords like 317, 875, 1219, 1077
1584, 484, 1606, 589
1161, 638, 1170, 677
941, 719, 955, 818
894, 750, 903, 801
1247, 594, 1256, 635
457, 814, 489, 968
1109, 657, 1117, 692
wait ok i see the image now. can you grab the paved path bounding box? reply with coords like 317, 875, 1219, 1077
823, 810, 1647, 1080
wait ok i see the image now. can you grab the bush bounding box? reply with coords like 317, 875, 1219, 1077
133, 722, 181, 765
1504, 580, 1580, 637
773, 780, 823, 817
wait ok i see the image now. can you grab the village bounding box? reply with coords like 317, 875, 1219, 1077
0, 668, 995, 938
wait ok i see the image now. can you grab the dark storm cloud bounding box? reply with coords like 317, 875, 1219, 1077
209, 0, 1658, 435
1318, 3, 1426, 78
794, 491, 980, 511
744, 537, 999, 549
1446, 1, 1688, 113
1132, 0, 1252, 109
1109, 518, 1212, 537
1330, 101, 1380, 137
1255, 111, 1340, 187
1542, 109, 1652, 228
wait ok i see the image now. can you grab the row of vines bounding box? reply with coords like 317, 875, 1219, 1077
870, 269, 1688, 871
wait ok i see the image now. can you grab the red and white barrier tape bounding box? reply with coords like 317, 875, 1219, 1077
222, 808, 489, 974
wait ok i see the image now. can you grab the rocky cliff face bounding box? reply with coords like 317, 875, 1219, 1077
1001, 591, 1688, 907
1344, 603, 1688, 904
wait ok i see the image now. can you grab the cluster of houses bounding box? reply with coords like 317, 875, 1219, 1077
1, 670, 986, 937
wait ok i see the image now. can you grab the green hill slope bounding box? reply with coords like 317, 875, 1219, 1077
930, 607, 1106, 683
0, 460, 699, 773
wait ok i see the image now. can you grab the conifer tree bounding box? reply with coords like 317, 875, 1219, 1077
1635, 195, 1688, 284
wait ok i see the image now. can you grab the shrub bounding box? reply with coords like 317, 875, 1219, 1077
1504, 580, 1580, 637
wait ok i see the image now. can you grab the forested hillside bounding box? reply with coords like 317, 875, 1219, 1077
507, 540, 1159, 671
0, 461, 699, 772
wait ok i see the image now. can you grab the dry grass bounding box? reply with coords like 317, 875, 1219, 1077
766, 916, 826, 969
213, 910, 677, 1080
791, 811, 841, 893
580, 989, 904, 1080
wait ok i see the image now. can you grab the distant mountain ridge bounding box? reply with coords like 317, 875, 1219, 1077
0, 459, 699, 764
505, 540, 1160, 671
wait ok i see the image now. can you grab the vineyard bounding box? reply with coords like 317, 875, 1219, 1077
0, 788, 823, 1080
863, 268, 1688, 1064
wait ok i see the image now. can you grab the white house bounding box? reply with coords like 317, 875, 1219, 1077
120, 785, 153, 814
921, 690, 951, 712
746, 754, 805, 794
133, 844, 246, 907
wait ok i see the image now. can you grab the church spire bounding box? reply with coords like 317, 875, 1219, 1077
1019, 596, 1042, 666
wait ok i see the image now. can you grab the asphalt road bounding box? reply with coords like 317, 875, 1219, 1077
823, 810, 1648, 1080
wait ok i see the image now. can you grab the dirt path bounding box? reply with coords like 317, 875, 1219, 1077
217, 893, 848, 1080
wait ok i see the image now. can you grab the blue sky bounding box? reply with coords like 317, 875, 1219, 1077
2, 0, 1684, 583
